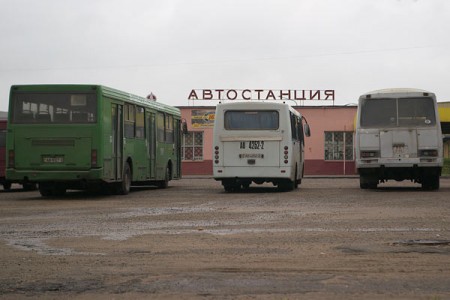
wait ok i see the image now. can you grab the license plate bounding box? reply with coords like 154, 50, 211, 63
239, 153, 264, 159
43, 156, 64, 163
239, 141, 265, 150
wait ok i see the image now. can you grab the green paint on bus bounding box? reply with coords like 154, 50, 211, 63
6, 84, 182, 197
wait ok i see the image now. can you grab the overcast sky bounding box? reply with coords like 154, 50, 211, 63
1, 0, 449, 111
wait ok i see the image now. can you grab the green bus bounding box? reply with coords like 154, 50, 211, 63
6, 84, 182, 196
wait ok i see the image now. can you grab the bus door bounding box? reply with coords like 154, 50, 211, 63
380, 130, 418, 158
147, 112, 156, 178
111, 104, 123, 181
173, 119, 181, 179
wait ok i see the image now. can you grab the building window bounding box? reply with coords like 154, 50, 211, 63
182, 131, 203, 161
324, 131, 354, 161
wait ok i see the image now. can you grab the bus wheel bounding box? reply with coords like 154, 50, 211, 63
158, 166, 170, 189
278, 179, 295, 192
222, 179, 239, 192
2, 182, 12, 191
360, 176, 369, 189
53, 186, 67, 197
117, 163, 131, 195
224, 184, 239, 192
422, 174, 440, 190
360, 175, 377, 189
39, 183, 53, 197
294, 169, 299, 189
23, 183, 37, 191
241, 182, 250, 190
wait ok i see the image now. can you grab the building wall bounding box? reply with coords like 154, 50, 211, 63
180, 107, 214, 175
299, 106, 357, 175
179, 105, 358, 176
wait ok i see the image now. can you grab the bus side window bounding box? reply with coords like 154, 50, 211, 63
166, 115, 174, 143
157, 112, 165, 142
290, 113, 299, 141
298, 118, 305, 145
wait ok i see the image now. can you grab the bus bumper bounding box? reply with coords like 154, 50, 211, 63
213, 166, 294, 180
356, 157, 443, 169
6, 168, 104, 182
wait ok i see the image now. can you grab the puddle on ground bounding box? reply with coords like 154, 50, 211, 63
392, 239, 450, 246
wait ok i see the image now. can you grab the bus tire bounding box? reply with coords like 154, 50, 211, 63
222, 179, 239, 192
223, 185, 233, 192
278, 179, 295, 192
360, 175, 377, 189
39, 183, 53, 197
422, 174, 440, 190
241, 182, 250, 190
23, 183, 37, 191
117, 163, 131, 195
294, 169, 299, 189
158, 166, 170, 189
53, 186, 67, 197
3, 182, 12, 191
224, 184, 240, 192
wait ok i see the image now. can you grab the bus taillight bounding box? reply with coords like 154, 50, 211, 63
91, 149, 98, 167
214, 146, 219, 164
8, 150, 15, 168
419, 149, 438, 157
360, 151, 379, 158
284, 146, 289, 164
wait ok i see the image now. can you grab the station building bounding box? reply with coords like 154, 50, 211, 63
178, 102, 450, 176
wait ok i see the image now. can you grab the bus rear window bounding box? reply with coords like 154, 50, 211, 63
360, 97, 436, 128
224, 110, 279, 130
11, 93, 97, 124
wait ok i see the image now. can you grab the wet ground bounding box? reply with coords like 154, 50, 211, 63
0, 177, 450, 299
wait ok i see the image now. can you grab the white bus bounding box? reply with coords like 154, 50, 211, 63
213, 102, 311, 191
355, 88, 443, 190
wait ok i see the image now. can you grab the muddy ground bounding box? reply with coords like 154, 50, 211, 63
0, 177, 449, 299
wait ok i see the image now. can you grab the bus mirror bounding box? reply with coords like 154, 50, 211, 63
182, 121, 188, 134
304, 124, 311, 137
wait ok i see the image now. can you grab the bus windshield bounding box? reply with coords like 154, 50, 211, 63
360, 97, 436, 128
224, 110, 279, 130
11, 93, 97, 124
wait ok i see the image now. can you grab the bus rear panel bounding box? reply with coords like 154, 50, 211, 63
213, 102, 309, 192
355, 89, 443, 190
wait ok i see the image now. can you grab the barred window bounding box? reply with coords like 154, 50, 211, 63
324, 131, 354, 161
182, 131, 203, 161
